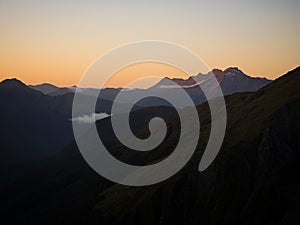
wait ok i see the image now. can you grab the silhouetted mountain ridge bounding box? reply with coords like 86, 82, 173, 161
29, 83, 61, 94
154, 67, 271, 92
25, 67, 272, 107
0, 67, 299, 225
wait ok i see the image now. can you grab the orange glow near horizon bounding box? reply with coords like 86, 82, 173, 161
103, 62, 189, 89
0, 0, 299, 87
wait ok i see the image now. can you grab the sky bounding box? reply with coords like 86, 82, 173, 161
0, 0, 299, 88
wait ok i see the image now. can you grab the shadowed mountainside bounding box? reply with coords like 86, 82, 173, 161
0, 79, 117, 187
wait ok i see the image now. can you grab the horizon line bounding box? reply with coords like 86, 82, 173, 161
2, 65, 299, 89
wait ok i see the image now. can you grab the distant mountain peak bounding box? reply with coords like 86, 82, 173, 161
225, 66, 242, 71
29, 83, 60, 94
211, 68, 223, 73
222, 67, 251, 80
37, 83, 57, 88
150, 67, 272, 101
211, 69, 225, 82
224, 67, 245, 74
161, 76, 173, 81
153, 76, 197, 88
0, 78, 27, 88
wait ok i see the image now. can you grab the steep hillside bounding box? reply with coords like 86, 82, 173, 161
0, 79, 116, 187
92, 67, 300, 225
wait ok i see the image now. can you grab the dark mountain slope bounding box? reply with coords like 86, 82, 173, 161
0, 79, 117, 188
0, 105, 179, 224
93, 67, 300, 225
0, 79, 73, 165
0, 79, 75, 188
0, 78, 120, 164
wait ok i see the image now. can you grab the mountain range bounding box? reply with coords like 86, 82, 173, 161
0, 67, 271, 174
0, 67, 299, 225
29, 67, 271, 107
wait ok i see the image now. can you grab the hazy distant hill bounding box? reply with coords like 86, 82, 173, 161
1, 67, 299, 225
29, 83, 61, 94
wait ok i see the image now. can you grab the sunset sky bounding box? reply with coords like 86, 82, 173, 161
0, 0, 299, 88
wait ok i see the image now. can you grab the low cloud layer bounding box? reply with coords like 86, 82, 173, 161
71, 113, 110, 124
